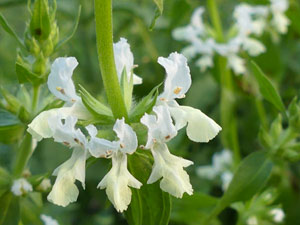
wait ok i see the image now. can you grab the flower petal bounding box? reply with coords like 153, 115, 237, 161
169, 105, 221, 143
98, 152, 142, 212
147, 143, 193, 198
47, 57, 79, 103
114, 38, 142, 85
47, 147, 87, 207
158, 52, 191, 101
113, 118, 138, 154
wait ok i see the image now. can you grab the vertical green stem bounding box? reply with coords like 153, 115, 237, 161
94, 0, 128, 120
32, 85, 40, 113
13, 133, 32, 177
207, 0, 240, 165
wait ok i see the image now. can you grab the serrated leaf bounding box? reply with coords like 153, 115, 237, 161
0, 13, 25, 49
30, 0, 51, 40
251, 61, 285, 112
55, 6, 81, 50
129, 84, 160, 123
0, 109, 24, 144
206, 151, 273, 222
78, 85, 114, 124
125, 151, 171, 225
0, 192, 20, 225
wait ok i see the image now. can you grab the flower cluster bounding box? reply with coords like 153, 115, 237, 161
173, 0, 290, 74
28, 38, 221, 212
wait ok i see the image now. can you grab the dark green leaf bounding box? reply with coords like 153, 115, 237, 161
251, 61, 285, 112
55, 6, 81, 50
0, 13, 25, 49
125, 151, 171, 225
206, 151, 273, 222
0, 192, 20, 225
78, 84, 114, 124
30, 0, 51, 40
0, 109, 24, 144
129, 84, 160, 123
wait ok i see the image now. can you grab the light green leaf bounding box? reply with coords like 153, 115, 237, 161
0, 109, 24, 144
30, 0, 51, 40
120, 68, 133, 112
16, 62, 44, 85
149, 0, 164, 30
55, 6, 81, 50
129, 84, 160, 123
125, 151, 171, 225
206, 151, 273, 222
0, 13, 25, 49
251, 61, 285, 112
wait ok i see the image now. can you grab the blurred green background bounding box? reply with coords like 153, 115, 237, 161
1, 0, 300, 224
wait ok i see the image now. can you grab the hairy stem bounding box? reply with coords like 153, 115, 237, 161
94, 0, 128, 120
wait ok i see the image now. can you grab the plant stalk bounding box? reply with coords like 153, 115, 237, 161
94, 0, 128, 120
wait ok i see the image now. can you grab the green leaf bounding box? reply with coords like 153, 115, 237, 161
125, 151, 171, 225
129, 84, 160, 123
0, 167, 11, 198
0, 13, 25, 49
251, 61, 285, 112
0, 192, 20, 225
55, 6, 81, 50
120, 68, 133, 112
206, 151, 273, 222
30, 0, 51, 40
171, 192, 219, 225
0, 86, 22, 114
20, 195, 43, 225
16, 61, 44, 85
0, 109, 24, 144
149, 0, 164, 30
78, 84, 114, 124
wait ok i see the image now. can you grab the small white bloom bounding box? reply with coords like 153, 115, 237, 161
270, 0, 290, 34
40, 214, 59, 225
11, 178, 33, 196
114, 38, 142, 85
227, 54, 246, 75
221, 171, 233, 191
270, 208, 285, 223
141, 106, 193, 198
157, 52, 221, 142
47, 147, 87, 207
195, 55, 213, 72
241, 37, 266, 56
88, 118, 142, 212
37, 178, 52, 192
47, 57, 80, 103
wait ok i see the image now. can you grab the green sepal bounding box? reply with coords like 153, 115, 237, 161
0, 86, 22, 114
149, 0, 163, 30
27, 172, 50, 188
55, 6, 81, 50
120, 68, 134, 112
129, 84, 160, 123
0, 192, 20, 225
0, 13, 26, 49
78, 85, 114, 124
125, 151, 171, 225
0, 109, 24, 144
251, 61, 285, 113
29, 0, 51, 40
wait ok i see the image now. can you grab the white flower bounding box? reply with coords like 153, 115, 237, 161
157, 52, 221, 142
270, 0, 290, 34
195, 55, 213, 72
47, 57, 80, 103
114, 38, 142, 85
227, 54, 246, 75
40, 214, 59, 225
87, 118, 142, 212
28, 57, 92, 141
141, 105, 193, 198
197, 149, 233, 190
241, 37, 266, 56
46, 116, 89, 207
270, 208, 285, 223
37, 178, 52, 192
11, 178, 33, 196
247, 216, 258, 225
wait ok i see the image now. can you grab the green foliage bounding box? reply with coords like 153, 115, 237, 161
251, 61, 285, 112
125, 151, 171, 225
0, 192, 20, 225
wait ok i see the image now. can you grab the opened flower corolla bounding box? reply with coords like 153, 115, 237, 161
87, 118, 142, 212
